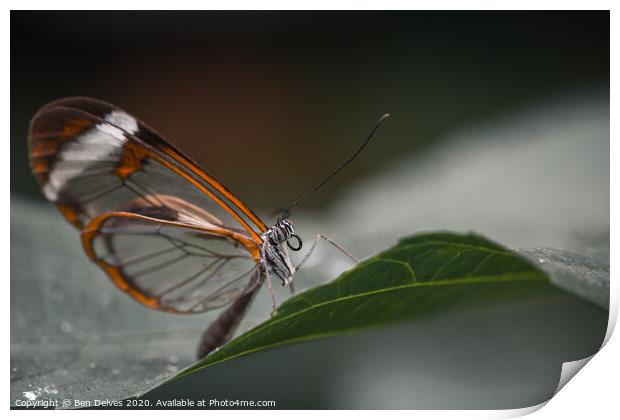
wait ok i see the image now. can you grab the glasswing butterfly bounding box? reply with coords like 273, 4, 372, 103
28, 97, 389, 359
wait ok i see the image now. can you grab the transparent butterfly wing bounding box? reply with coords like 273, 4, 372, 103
82, 211, 261, 314
29, 97, 269, 313
29, 98, 266, 242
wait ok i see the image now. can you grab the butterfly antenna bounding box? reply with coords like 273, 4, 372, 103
282, 113, 390, 218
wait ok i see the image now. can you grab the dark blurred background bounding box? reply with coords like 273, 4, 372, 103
11, 11, 609, 213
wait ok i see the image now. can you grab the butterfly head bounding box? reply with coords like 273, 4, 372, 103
267, 218, 302, 251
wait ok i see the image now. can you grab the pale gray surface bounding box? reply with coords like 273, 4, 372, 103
520, 247, 609, 309
11, 200, 200, 406
10, 89, 609, 408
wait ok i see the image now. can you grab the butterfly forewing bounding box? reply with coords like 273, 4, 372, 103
28, 98, 266, 241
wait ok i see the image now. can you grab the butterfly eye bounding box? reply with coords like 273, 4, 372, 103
287, 233, 302, 251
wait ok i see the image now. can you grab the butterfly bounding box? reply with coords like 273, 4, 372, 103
29, 97, 388, 359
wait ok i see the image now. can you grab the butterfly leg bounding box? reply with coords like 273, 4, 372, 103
260, 246, 278, 315
294, 233, 358, 273
265, 270, 277, 316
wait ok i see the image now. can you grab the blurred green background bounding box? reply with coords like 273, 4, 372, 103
11, 11, 609, 211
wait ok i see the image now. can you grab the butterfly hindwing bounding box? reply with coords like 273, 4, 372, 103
82, 209, 261, 313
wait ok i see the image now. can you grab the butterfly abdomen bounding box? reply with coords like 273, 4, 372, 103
196, 270, 263, 359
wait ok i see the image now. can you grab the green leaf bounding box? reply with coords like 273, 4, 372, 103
177, 231, 551, 379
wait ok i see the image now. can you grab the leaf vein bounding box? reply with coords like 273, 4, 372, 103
375, 257, 417, 280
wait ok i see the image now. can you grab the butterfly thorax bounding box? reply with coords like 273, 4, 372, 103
260, 219, 296, 286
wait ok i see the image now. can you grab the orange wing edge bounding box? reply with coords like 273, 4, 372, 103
80, 211, 262, 313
